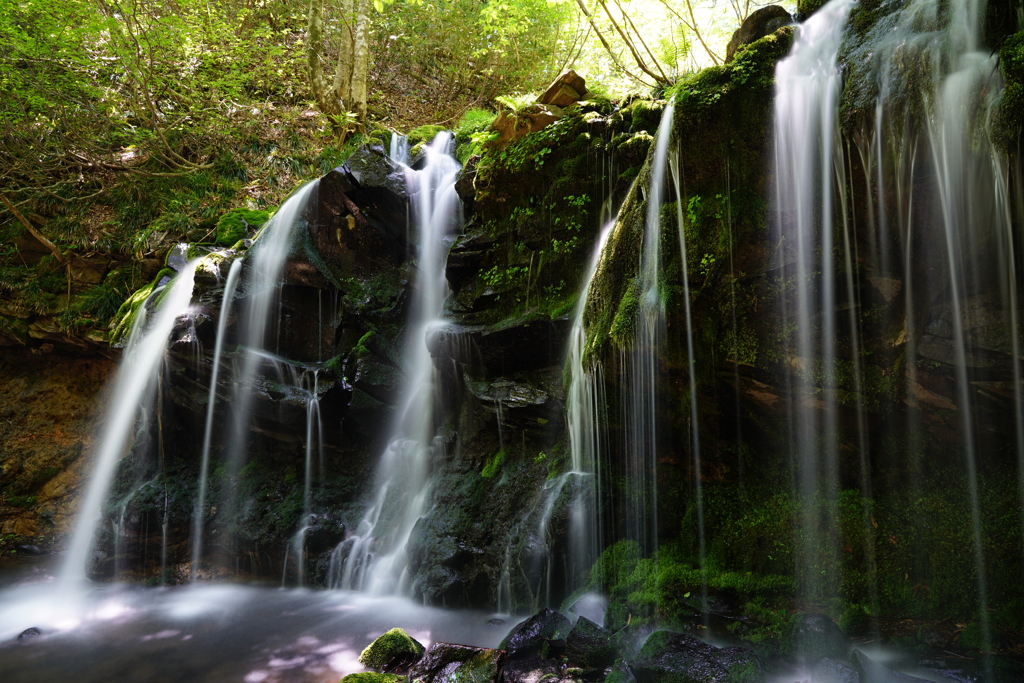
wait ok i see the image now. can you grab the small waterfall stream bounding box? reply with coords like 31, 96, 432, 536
772, 0, 857, 605
334, 132, 463, 594
190, 257, 243, 581
623, 102, 676, 557
61, 257, 202, 587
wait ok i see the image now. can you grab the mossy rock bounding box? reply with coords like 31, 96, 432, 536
215, 209, 270, 246
110, 268, 174, 343
358, 628, 426, 672
621, 99, 665, 132
797, 0, 829, 17
408, 124, 447, 148
341, 674, 406, 683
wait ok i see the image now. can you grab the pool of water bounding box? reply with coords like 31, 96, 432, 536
0, 560, 513, 683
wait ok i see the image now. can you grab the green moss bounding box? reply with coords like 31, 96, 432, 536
408, 124, 447, 148
358, 628, 425, 671
838, 604, 869, 633
798, 0, 829, 17
215, 209, 270, 246
621, 99, 665, 132
455, 109, 498, 164
5, 495, 37, 508
994, 32, 1024, 152
481, 449, 507, 479
609, 278, 641, 346
957, 622, 989, 651
340, 674, 406, 683
110, 268, 173, 343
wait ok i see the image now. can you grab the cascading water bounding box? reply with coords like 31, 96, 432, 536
772, 0, 856, 605
334, 132, 462, 594
623, 102, 675, 557
774, 0, 1020, 655
205, 182, 320, 573
190, 257, 243, 581
562, 221, 615, 602
668, 146, 706, 609
61, 257, 202, 587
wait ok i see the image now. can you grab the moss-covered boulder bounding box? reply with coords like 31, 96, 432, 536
359, 628, 426, 672
215, 208, 270, 246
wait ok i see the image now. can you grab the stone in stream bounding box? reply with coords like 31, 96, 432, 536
16, 627, 42, 641
408, 642, 506, 683
499, 608, 572, 660
629, 630, 765, 683
851, 649, 932, 683
358, 627, 426, 673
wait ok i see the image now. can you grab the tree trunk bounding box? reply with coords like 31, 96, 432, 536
350, 0, 371, 128
307, 0, 343, 117
331, 0, 356, 107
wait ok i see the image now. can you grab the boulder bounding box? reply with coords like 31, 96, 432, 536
725, 6, 792, 62
409, 642, 506, 683
500, 608, 573, 659
359, 628, 426, 673
489, 108, 559, 148
630, 631, 764, 683
565, 616, 616, 668
781, 613, 850, 663
302, 513, 346, 554
538, 70, 588, 109
307, 145, 409, 281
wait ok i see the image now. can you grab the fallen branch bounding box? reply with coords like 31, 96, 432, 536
0, 192, 65, 263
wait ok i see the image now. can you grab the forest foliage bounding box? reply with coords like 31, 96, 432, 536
0, 0, 766, 335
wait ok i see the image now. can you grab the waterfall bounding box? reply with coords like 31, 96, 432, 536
61, 257, 201, 587
774, 0, 1017, 651
563, 221, 615, 598
190, 257, 243, 581
623, 102, 675, 557
214, 182, 319, 568
772, 0, 856, 605
334, 132, 462, 594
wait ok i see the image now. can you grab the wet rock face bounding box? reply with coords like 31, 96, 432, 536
309, 145, 410, 281
630, 631, 765, 683
813, 657, 859, 683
